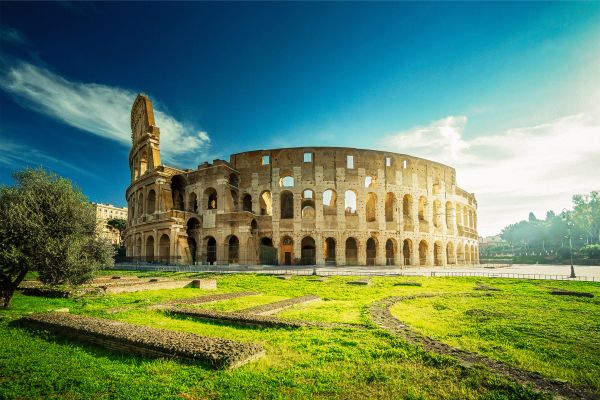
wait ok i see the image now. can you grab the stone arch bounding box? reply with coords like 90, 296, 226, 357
259, 237, 276, 265
250, 219, 258, 234
229, 173, 239, 187
322, 189, 337, 215
135, 236, 142, 257
204, 236, 217, 265
280, 235, 294, 265
205, 187, 218, 210
345, 237, 358, 265
186, 218, 200, 264
147, 189, 156, 214
366, 237, 377, 265
366, 192, 377, 222
227, 235, 239, 264
434, 241, 443, 266
279, 174, 294, 188
188, 192, 198, 213
345, 190, 357, 215
324, 237, 336, 265
145, 235, 154, 261
242, 194, 252, 212
403, 239, 412, 266
385, 192, 396, 222
364, 175, 376, 188
457, 242, 465, 264
171, 175, 186, 211
446, 242, 456, 265
159, 234, 170, 262
301, 189, 315, 219
300, 236, 316, 265
280, 190, 294, 219
402, 194, 413, 230
385, 238, 396, 265
260, 191, 272, 215
418, 240, 428, 266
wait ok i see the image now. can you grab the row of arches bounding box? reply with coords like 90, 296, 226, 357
131, 233, 171, 261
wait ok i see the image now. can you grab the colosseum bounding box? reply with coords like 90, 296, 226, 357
124, 94, 480, 267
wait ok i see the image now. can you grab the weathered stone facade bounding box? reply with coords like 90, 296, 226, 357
124, 94, 479, 266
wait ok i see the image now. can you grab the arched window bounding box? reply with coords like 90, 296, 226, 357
301, 189, 315, 219
325, 237, 336, 264
364, 175, 376, 188
159, 234, 170, 262
385, 239, 396, 265
447, 242, 456, 265
227, 235, 239, 264
147, 190, 156, 214
434, 241, 443, 266
171, 175, 186, 211
205, 187, 217, 210
418, 196, 427, 222
403, 239, 412, 266
188, 192, 198, 213
205, 236, 217, 264
260, 191, 272, 215
243, 194, 252, 212
229, 173, 239, 187
145, 236, 154, 261
280, 236, 293, 265
418, 240, 428, 266
346, 237, 358, 265
280, 191, 294, 219
300, 236, 316, 265
366, 192, 377, 222
366, 237, 377, 265
140, 149, 148, 176
279, 175, 294, 187
322, 189, 337, 215
344, 190, 357, 215
385, 192, 395, 222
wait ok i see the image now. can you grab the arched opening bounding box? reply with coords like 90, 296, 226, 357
403, 194, 413, 230
171, 175, 186, 211
418, 196, 427, 222
446, 242, 456, 265
187, 237, 197, 264
138, 193, 144, 217
344, 190, 357, 216
366, 237, 377, 265
205, 236, 217, 265
146, 189, 156, 214
345, 237, 358, 265
145, 236, 154, 262
366, 192, 377, 222
301, 189, 315, 219
188, 192, 198, 213
228, 189, 239, 212
279, 175, 294, 188
385, 239, 396, 265
280, 236, 294, 265
446, 202, 453, 229
433, 200, 442, 228
227, 235, 239, 264
250, 219, 258, 234
260, 191, 272, 215
159, 234, 170, 262
434, 241, 443, 266
186, 218, 200, 264
243, 194, 252, 212
403, 239, 412, 266
385, 192, 396, 222
259, 237, 276, 265
205, 187, 218, 210
300, 236, 316, 265
364, 175, 376, 188
229, 173, 239, 187
322, 189, 337, 215
140, 149, 148, 176
325, 237, 336, 265
418, 240, 428, 266
280, 190, 294, 219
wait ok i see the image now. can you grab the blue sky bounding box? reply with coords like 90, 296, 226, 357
1, 2, 599, 236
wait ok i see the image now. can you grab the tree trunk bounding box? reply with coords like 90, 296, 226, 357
0, 270, 28, 308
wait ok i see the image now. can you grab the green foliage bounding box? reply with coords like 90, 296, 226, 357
580, 244, 600, 259
0, 168, 114, 307
0, 274, 571, 399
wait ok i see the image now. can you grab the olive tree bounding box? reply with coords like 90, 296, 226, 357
0, 168, 114, 307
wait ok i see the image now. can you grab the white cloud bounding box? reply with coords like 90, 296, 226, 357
380, 113, 600, 236
0, 61, 210, 166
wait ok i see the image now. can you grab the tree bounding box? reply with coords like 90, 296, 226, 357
107, 218, 127, 246
0, 168, 114, 307
571, 191, 600, 244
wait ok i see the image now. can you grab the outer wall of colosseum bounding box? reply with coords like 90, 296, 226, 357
124, 94, 479, 267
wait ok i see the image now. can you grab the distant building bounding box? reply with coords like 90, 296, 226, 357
92, 202, 128, 245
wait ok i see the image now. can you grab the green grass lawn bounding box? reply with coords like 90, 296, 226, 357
1, 272, 598, 399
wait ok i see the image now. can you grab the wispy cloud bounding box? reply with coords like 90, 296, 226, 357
0, 61, 210, 166
380, 113, 600, 236
0, 25, 27, 46
0, 138, 96, 178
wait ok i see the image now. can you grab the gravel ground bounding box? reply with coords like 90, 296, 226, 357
21, 312, 265, 369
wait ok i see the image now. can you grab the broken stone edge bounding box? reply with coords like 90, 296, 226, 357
20, 312, 265, 369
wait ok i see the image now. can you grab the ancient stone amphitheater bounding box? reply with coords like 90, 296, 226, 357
124, 94, 479, 267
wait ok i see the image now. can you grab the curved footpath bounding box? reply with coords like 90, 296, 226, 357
369, 294, 598, 400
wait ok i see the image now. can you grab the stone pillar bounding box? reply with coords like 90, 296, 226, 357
376, 238, 386, 266
315, 233, 325, 266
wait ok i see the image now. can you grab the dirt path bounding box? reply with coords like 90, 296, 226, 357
369, 294, 598, 400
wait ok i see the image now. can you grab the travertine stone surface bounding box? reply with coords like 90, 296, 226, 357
124, 94, 479, 267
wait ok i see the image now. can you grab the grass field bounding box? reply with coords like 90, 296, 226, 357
0, 271, 598, 399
